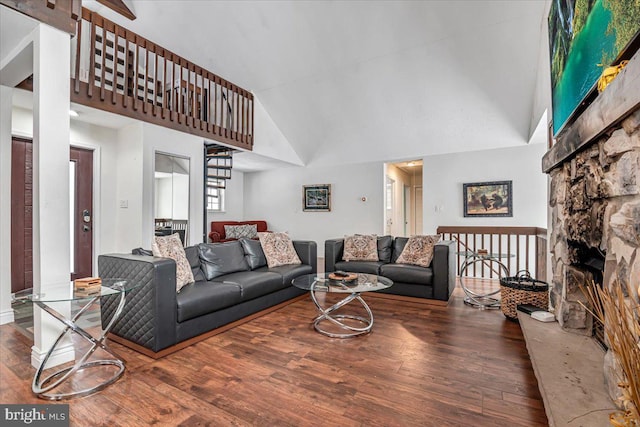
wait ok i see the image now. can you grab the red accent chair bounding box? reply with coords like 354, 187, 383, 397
208, 220, 269, 243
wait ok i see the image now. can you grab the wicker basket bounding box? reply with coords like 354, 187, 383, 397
500, 270, 549, 320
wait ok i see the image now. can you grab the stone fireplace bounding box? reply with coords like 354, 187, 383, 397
543, 51, 640, 404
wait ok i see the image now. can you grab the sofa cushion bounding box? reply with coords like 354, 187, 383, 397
184, 246, 205, 282
335, 260, 384, 275
391, 237, 409, 263
240, 238, 267, 270
256, 264, 313, 286
152, 233, 194, 292
343, 234, 378, 261
176, 281, 242, 322
132, 247, 153, 256
377, 235, 393, 263
380, 263, 433, 285
217, 271, 285, 300
258, 232, 301, 268
225, 224, 258, 239
396, 235, 441, 268
198, 241, 250, 280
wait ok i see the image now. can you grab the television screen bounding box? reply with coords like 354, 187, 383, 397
549, 0, 640, 136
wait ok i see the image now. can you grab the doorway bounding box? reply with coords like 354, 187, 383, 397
384, 160, 423, 237
10, 138, 94, 292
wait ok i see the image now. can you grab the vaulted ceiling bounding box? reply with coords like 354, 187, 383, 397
5, 1, 552, 170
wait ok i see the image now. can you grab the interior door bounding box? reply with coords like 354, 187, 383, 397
70, 147, 94, 280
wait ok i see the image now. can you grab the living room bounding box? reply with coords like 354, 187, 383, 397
1, 1, 639, 426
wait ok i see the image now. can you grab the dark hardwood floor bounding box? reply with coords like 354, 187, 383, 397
0, 288, 548, 426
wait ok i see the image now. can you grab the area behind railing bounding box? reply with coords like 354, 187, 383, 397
437, 226, 547, 280
70, 8, 253, 150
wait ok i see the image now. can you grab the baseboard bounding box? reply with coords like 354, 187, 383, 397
0, 309, 14, 325
109, 294, 308, 359
30, 343, 74, 370
369, 293, 450, 306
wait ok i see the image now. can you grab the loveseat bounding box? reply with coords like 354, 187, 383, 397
98, 238, 316, 356
208, 220, 268, 243
325, 236, 455, 302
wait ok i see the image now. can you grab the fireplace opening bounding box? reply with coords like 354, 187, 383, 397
569, 241, 607, 350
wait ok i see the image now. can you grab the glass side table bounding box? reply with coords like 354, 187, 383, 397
457, 251, 512, 310
13, 279, 138, 400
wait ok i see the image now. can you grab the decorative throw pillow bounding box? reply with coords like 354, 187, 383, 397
225, 224, 258, 239
343, 234, 379, 261
396, 235, 441, 268
152, 233, 194, 292
258, 232, 301, 268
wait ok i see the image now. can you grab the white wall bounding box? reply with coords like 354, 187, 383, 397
208, 170, 244, 218
243, 162, 384, 256
422, 142, 548, 233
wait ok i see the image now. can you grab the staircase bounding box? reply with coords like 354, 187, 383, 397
205, 144, 233, 190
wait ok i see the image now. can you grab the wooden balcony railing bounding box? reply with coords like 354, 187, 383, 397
437, 226, 547, 280
70, 9, 253, 150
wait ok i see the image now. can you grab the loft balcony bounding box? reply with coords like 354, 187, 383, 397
17, 7, 254, 151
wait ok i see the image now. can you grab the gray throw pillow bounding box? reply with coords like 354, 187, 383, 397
239, 238, 267, 270
198, 241, 250, 280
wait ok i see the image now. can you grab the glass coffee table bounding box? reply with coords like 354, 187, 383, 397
13, 279, 138, 400
292, 273, 393, 338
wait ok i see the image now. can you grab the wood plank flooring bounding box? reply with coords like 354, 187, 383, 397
0, 290, 548, 426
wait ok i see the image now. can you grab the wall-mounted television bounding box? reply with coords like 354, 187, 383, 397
549, 0, 640, 136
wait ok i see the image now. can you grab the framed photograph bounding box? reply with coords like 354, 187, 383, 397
303, 184, 331, 212
463, 181, 512, 217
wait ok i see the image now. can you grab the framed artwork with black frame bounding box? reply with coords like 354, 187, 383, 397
463, 181, 512, 217
303, 184, 331, 212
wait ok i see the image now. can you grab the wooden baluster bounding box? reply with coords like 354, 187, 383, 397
489, 234, 493, 279
481, 234, 485, 278
525, 235, 530, 272
88, 12, 96, 98
507, 234, 512, 274
100, 23, 106, 100
516, 235, 520, 273
215, 77, 220, 134
142, 43, 148, 114
123, 30, 129, 108
250, 96, 254, 144
178, 61, 183, 123
234, 88, 239, 140
241, 91, 245, 142
162, 52, 167, 118
73, 18, 82, 93
153, 46, 158, 116
498, 233, 503, 274
112, 26, 118, 104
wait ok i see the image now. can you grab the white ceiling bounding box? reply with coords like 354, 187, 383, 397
4, 1, 551, 171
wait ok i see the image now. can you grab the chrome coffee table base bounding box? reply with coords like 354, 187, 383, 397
310, 283, 374, 338
33, 290, 127, 400
458, 251, 510, 310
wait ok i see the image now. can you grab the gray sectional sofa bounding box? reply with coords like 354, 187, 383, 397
325, 236, 455, 302
99, 238, 316, 356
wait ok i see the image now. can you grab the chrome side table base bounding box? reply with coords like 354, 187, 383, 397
459, 254, 509, 310
310, 282, 374, 338
33, 288, 127, 400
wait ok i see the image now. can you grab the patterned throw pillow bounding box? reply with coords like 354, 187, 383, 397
343, 234, 379, 261
258, 232, 301, 268
152, 233, 195, 292
396, 235, 441, 268
225, 224, 258, 239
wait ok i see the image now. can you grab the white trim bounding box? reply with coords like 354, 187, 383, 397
0, 309, 15, 325
31, 343, 74, 370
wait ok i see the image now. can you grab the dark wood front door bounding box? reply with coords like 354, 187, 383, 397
70, 146, 93, 281
10, 137, 33, 294
10, 139, 94, 292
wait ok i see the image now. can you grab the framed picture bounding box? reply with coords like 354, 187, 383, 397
303, 184, 331, 212
463, 181, 512, 217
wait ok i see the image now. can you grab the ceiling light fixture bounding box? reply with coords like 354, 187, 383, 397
407, 162, 416, 167
69, 110, 79, 117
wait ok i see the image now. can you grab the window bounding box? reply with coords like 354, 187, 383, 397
207, 185, 225, 211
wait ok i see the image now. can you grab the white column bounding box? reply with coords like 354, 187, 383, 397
31, 23, 73, 368
0, 85, 14, 325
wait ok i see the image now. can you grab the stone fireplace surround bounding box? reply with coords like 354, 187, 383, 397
542, 49, 640, 411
